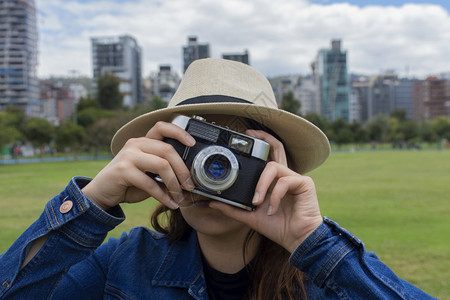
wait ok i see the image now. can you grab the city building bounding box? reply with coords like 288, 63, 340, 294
351, 75, 371, 122
312, 39, 350, 121
222, 49, 249, 65
351, 72, 408, 122
39, 79, 87, 125
413, 76, 450, 121
348, 89, 361, 123
393, 78, 417, 120
182, 36, 210, 72
91, 35, 142, 107
269, 75, 318, 116
271, 75, 298, 103
150, 64, 180, 102
295, 76, 318, 116
368, 72, 397, 118
0, 0, 39, 115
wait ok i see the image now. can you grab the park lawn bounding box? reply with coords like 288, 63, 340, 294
0, 150, 449, 298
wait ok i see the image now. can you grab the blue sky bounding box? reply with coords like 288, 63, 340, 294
311, 0, 450, 10
35, 0, 450, 78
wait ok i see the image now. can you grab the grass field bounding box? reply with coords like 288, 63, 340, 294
0, 150, 449, 298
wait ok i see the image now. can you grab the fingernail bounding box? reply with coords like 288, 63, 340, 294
184, 177, 195, 191
185, 134, 196, 146
178, 193, 185, 204
169, 199, 179, 209
267, 205, 273, 216
252, 192, 259, 204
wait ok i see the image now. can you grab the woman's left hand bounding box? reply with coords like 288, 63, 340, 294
208, 130, 323, 253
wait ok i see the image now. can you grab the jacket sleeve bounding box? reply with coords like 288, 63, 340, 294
289, 217, 437, 299
0, 177, 125, 299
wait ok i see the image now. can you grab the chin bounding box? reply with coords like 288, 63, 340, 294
179, 199, 247, 236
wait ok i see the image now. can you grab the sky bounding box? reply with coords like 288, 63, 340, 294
34, 0, 450, 79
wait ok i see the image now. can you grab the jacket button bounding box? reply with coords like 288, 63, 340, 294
60, 201, 73, 214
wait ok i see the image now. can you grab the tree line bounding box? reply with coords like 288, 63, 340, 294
0, 74, 166, 159
1, 79, 450, 160
281, 91, 450, 148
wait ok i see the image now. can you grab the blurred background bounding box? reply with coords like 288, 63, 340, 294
0, 1, 449, 298
1, 0, 450, 159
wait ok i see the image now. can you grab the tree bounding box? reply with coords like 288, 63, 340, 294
0, 107, 26, 152
56, 121, 86, 159
77, 95, 99, 111
366, 114, 389, 142
390, 109, 407, 121
77, 107, 102, 128
280, 91, 301, 115
0, 111, 24, 152
97, 73, 123, 110
5, 105, 26, 128
388, 117, 402, 143
349, 122, 368, 145
150, 95, 167, 111
0, 123, 22, 156
431, 116, 450, 140
303, 112, 329, 132
399, 120, 418, 142
335, 127, 354, 147
22, 118, 55, 156
329, 118, 354, 147
85, 118, 120, 157
419, 121, 438, 143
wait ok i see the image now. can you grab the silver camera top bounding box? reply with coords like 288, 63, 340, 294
171, 114, 270, 161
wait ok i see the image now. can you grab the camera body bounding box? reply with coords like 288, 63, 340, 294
162, 115, 270, 211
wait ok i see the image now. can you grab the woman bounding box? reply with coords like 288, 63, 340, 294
0, 58, 435, 299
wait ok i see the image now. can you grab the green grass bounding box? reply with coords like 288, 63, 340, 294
0, 151, 449, 298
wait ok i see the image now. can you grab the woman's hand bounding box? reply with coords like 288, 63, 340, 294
82, 121, 196, 210
208, 129, 323, 253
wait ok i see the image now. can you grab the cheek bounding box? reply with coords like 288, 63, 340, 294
179, 203, 247, 235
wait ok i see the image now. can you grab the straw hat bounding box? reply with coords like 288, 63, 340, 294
111, 58, 330, 174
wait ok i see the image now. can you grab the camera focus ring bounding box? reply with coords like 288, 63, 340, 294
191, 146, 239, 192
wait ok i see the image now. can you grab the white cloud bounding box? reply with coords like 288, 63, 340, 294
35, 0, 450, 78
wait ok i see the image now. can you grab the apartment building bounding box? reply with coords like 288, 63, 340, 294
0, 0, 39, 115
91, 35, 142, 107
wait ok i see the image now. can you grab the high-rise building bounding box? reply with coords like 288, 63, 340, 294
352, 72, 400, 122
150, 64, 180, 102
91, 35, 142, 107
413, 76, 450, 121
0, 0, 39, 115
351, 75, 371, 122
182, 36, 210, 72
222, 49, 249, 65
348, 89, 361, 123
312, 40, 349, 121
368, 72, 397, 118
393, 78, 417, 120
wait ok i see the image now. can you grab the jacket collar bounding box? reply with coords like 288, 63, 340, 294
151, 230, 208, 298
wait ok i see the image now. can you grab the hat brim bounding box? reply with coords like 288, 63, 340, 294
111, 102, 330, 174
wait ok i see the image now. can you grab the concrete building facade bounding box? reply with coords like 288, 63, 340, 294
222, 49, 249, 65
312, 40, 350, 121
182, 36, 210, 72
150, 64, 180, 103
413, 76, 450, 121
0, 0, 39, 115
91, 35, 142, 107
39, 79, 87, 125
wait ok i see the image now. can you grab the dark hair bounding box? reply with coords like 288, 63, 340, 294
151, 205, 307, 299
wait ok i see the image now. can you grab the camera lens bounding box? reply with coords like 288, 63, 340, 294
204, 155, 231, 181
191, 146, 239, 192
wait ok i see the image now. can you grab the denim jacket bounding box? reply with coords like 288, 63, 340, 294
0, 177, 436, 299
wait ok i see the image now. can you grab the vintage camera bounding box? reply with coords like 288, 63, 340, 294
153, 115, 270, 211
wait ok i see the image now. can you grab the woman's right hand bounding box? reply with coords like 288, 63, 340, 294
81, 121, 196, 211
